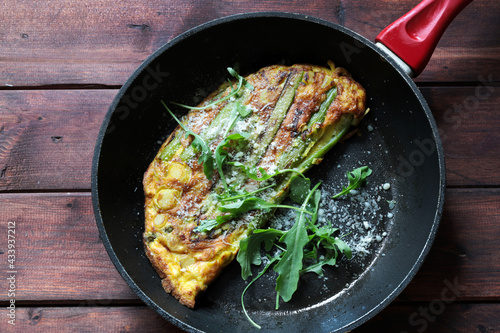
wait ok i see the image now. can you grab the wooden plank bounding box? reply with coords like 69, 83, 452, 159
1, 303, 499, 332
2, 306, 183, 333
1, 86, 498, 191
354, 302, 500, 333
342, 0, 500, 83
0, 189, 498, 302
421, 86, 500, 187
0, 0, 497, 86
0, 90, 114, 191
399, 188, 500, 301
0, 193, 138, 301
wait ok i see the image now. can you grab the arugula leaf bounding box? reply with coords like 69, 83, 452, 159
211, 100, 253, 192
193, 212, 237, 233
234, 100, 253, 118
196, 193, 314, 234
236, 174, 354, 318
229, 162, 274, 181
273, 181, 321, 305
308, 220, 338, 244
333, 237, 352, 259
227, 67, 254, 91
303, 246, 318, 260
223, 101, 253, 136
172, 68, 254, 111
218, 184, 275, 203
240, 255, 279, 329
237, 229, 283, 279
214, 132, 250, 191
288, 176, 311, 204
193, 219, 219, 233
239, 178, 349, 298
162, 101, 215, 179
273, 218, 308, 304
308, 220, 352, 259
332, 166, 373, 199
193, 138, 215, 180
306, 187, 322, 225
300, 250, 336, 275
300, 218, 352, 276
230, 162, 306, 182
288, 175, 321, 227
219, 196, 313, 216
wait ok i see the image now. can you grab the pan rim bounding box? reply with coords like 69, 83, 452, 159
91, 11, 446, 333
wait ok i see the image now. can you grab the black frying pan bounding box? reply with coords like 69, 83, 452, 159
92, 1, 470, 332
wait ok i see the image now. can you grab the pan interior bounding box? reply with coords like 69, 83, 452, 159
93, 13, 444, 333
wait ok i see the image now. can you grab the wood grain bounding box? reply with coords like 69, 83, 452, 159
0, 0, 498, 86
0, 90, 113, 191
1, 86, 498, 192
2, 306, 183, 333
0, 193, 138, 301
354, 302, 500, 333
401, 188, 500, 301
0, 189, 497, 302
1, 1, 497, 332
1, 303, 498, 333
422, 86, 500, 187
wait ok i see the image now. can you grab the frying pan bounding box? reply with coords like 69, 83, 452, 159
92, 0, 471, 332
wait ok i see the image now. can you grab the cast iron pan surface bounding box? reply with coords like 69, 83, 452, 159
92, 12, 445, 333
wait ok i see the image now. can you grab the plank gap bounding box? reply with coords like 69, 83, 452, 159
0, 84, 122, 91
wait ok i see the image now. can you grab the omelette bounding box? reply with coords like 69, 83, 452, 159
143, 63, 367, 308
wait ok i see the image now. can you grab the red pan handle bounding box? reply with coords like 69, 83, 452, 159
375, 0, 473, 77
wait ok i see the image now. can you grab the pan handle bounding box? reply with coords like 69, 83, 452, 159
375, 0, 473, 77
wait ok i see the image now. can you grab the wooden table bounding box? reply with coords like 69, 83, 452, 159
1, 0, 498, 332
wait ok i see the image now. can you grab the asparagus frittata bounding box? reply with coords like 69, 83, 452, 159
143, 63, 367, 308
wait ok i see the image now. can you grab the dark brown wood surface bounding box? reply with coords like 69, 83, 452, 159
1, 0, 499, 332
